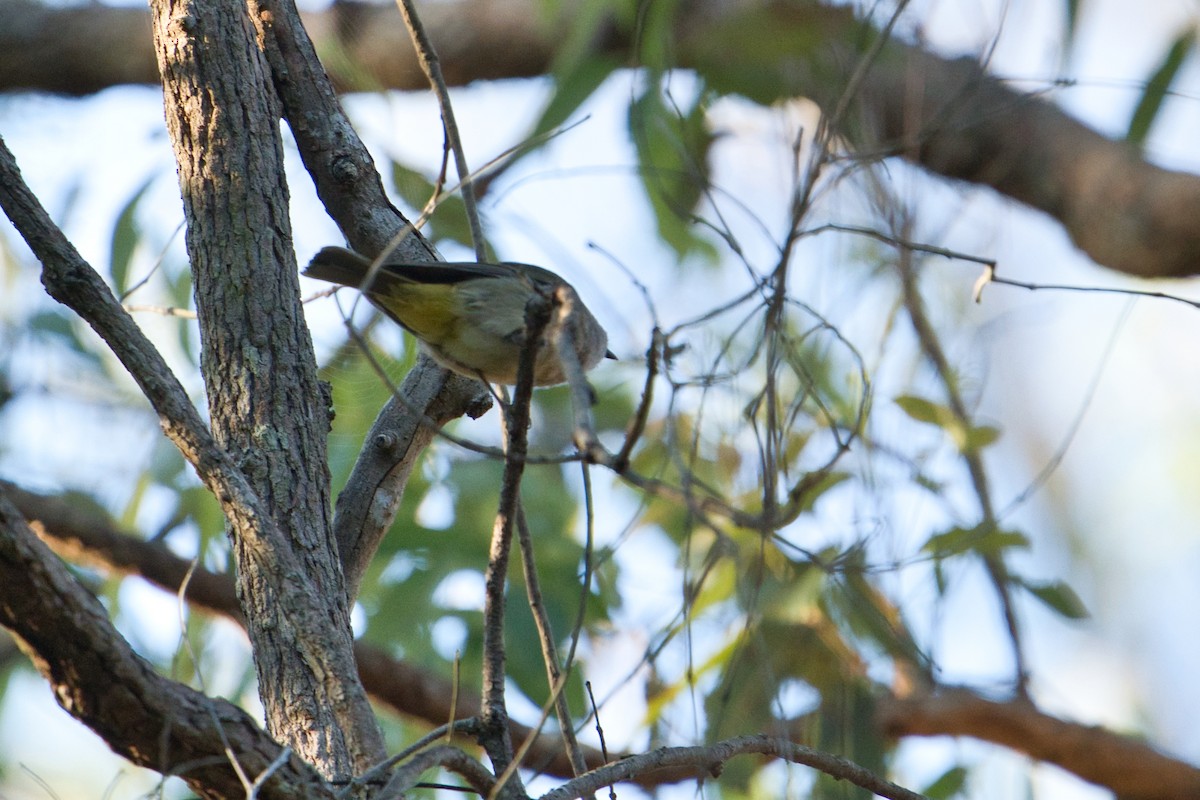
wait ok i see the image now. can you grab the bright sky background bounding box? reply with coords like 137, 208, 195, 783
3, 2, 1200, 799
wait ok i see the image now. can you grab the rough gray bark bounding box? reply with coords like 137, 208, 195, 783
330, 359, 488, 599
5, 479, 648, 785
244, 0, 488, 593
148, 0, 384, 777
0, 490, 330, 800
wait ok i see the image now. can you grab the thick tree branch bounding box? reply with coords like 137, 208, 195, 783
330, 360, 488, 600
8, 481, 634, 786
15, 479, 1192, 799
0, 489, 330, 800
149, 0, 384, 774
244, 0, 489, 597
877, 688, 1200, 800
5, 0, 1200, 278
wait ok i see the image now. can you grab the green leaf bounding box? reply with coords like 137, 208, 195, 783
627, 86, 717, 261
894, 394, 946, 425
1062, 0, 1082, 61
895, 395, 1001, 453
1020, 578, 1090, 620
1127, 29, 1195, 146
534, 55, 620, 143
389, 160, 475, 251
922, 525, 1029, 559
923, 765, 968, 799
110, 174, 157, 296
963, 424, 1001, 453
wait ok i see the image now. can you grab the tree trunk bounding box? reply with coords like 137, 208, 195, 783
148, 0, 385, 777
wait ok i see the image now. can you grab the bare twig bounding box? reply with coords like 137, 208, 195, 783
612, 329, 660, 470
381, 745, 496, 800
538, 734, 928, 800
975, 264, 1200, 310
393, 0, 486, 261
123, 304, 198, 319
479, 289, 554, 793
347, 720, 480, 798
515, 505, 588, 776
582, 682, 616, 800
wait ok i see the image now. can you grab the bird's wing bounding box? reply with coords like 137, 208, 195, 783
380, 261, 564, 287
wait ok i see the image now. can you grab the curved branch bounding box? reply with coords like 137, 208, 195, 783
7, 481, 621, 785
5, 0, 1200, 278
0, 490, 329, 800
330, 360, 488, 600
877, 688, 1200, 800
17, 478, 1195, 799
539, 734, 927, 800
382, 744, 496, 798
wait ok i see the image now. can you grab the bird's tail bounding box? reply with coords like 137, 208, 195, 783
303, 246, 377, 290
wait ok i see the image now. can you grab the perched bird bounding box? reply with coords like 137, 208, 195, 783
304, 246, 613, 386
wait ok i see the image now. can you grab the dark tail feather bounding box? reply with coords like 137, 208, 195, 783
303, 246, 374, 289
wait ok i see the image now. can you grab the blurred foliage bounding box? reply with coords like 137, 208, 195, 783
1126, 26, 1195, 147
3, 2, 1167, 797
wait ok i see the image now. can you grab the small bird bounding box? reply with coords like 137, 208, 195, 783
304, 246, 613, 386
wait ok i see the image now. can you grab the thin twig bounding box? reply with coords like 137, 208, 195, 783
393, 0, 487, 261
380, 745, 496, 800
977, 264, 1200, 310
895, 237, 1029, 695
612, 330, 660, 470
123, 304, 198, 319
479, 289, 554, 795
515, 503, 589, 776
537, 734, 928, 800
119, 219, 185, 302
343, 719, 481, 797
583, 683, 615, 800
1000, 300, 1136, 517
